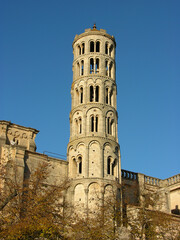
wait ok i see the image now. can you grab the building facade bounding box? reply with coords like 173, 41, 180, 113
0, 26, 180, 220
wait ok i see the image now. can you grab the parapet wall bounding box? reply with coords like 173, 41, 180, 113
121, 169, 180, 214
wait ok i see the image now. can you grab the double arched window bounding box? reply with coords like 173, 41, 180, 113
75, 117, 82, 134
90, 41, 100, 53
89, 85, 99, 102
77, 43, 85, 56
90, 115, 98, 132
75, 87, 83, 104
106, 112, 115, 136
78, 156, 82, 174
77, 60, 84, 76
107, 157, 117, 176
105, 42, 113, 56
105, 60, 113, 77
107, 117, 114, 135
90, 58, 100, 74
73, 156, 82, 175
105, 87, 113, 105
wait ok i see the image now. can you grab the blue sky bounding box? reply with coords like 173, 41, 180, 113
1, 0, 180, 179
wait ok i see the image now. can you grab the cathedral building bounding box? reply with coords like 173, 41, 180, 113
0, 25, 179, 222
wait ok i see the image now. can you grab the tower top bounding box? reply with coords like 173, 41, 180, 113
92, 23, 97, 30
73, 26, 116, 46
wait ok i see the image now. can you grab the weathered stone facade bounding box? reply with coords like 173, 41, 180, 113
67, 25, 121, 211
0, 26, 179, 230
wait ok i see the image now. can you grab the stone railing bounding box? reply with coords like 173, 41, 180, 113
144, 175, 161, 186
121, 169, 138, 181
166, 174, 180, 186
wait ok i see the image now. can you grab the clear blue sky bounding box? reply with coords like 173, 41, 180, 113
1, 0, 180, 179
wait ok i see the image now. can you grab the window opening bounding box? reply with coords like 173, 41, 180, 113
82, 43, 85, 54
95, 86, 99, 102
76, 89, 79, 105
90, 41, 94, 52
109, 45, 113, 56
95, 58, 99, 73
78, 45, 81, 55
91, 116, 94, 132
75, 119, 78, 134
109, 91, 112, 105
90, 86, 94, 102
78, 157, 82, 174
110, 120, 113, 135
109, 120, 112, 135
105, 61, 108, 76
95, 116, 98, 132
96, 41, 100, 52
77, 62, 80, 76
81, 60, 84, 75
79, 118, 82, 134
80, 87, 83, 103
110, 90, 113, 106
112, 160, 116, 175
106, 88, 108, 104
90, 58, 94, 74
107, 117, 110, 134
107, 157, 111, 174
105, 43, 108, 54
109, 62, 112, 77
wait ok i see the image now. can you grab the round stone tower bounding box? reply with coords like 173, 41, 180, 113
67, 25, 121, 210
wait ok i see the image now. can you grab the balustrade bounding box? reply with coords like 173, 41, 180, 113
121, 169, 137, 181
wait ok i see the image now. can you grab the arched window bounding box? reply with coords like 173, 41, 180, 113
90, 41, 94, 52
105, 43, 108, 54
78, 156, 82, 174
95, 116, 98, 132
90, 58, 94, 74
96, 41, 100, 52
95, 58, 99, 73
110, 90, 113, 105
107, 157, 111, 174
91, 115, 98, 132
74, 117, 82, 135
109, 45, 113, 56
91, 116, 94, 132
106, 88, 108, 104
112, 160, 115, 175
95, 86, 99, 102
72, 157, 77, 177
80, 87, 83, 103
78, 45, 81, 55
112, 159, 117, 176
107, 116, 114, 135
109, 62, 113, 77
76, 89, 79, 105
110, 120, 114, 135
105, 60, 108, 76
82, 43, 85, 54
81, 60, 84, 75
79, 118, 82, 134
75, 119, 78, 134
77, 62, 80, 76
107, 117, 110, 134
90, 86, 94, 102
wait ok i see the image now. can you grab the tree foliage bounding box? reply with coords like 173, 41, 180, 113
0, 162, 69, 240
0, 164, 179, 240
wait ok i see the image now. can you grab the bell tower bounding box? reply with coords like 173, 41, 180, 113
67, 25, 121, 209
